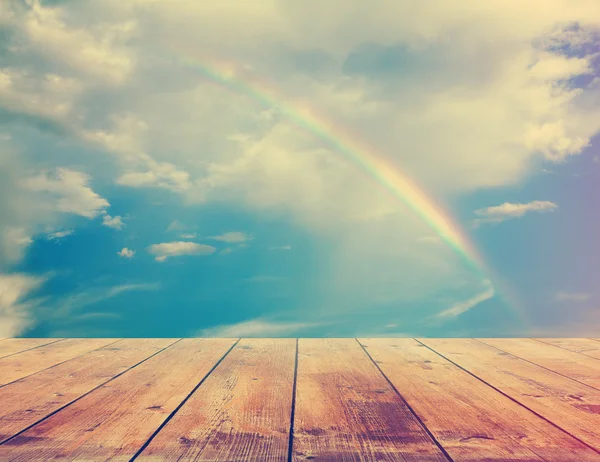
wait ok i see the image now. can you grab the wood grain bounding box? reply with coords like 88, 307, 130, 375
0, 338, 176, 443
0, 339, 236, 461
421, 338, 600, 452
360, 338, 600, 462
0, 339, 117, 386
479, 338, 600, 390
292, 338, 448, 461
534, 338, 600, 360
136, 338, 296, 462
0, 339, 63, 360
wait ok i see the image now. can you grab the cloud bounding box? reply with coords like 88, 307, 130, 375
434, 282, 495, 320
102, 214, 124, 230
3, 1, 134, 85
166, 221, 189, 232
3, 0, 600, 324
0, 273, 46, 336
179, 233, 197, 239
209, 231, 253, 243
474, 200, 558, 227
47, 229, 74, 240
269, 245, 292, 251
23, 168, 109, 218
198, 319, 317, 337
49, 282, 160, 317
117, 247, 135, 258
555, 291, 592, 303
147, 241, 216, 261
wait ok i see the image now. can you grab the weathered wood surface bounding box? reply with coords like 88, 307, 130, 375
0, 338, 176, 443
0, 339, 117, 386
137, 338, 296, 462
360, 338, 600, 462
0, 338, 599, 461
479, 338, 600, 390
534, 338, 600, 360
292, 339, 448, 461
420, 338, 600, 452
0, 339, 63, 360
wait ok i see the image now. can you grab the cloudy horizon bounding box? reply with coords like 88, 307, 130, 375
1, 0, 599, 337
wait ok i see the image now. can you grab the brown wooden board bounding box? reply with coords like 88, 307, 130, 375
478, 338, 600, 390
421, 338, 600, 452
291, 338, 449, 461
0, 338, 236, 461
0, 339, 64, 360
0, 338, 177, 443
136, 338, 296, 462
0, 339, 117, 386
360, 338, 600, 462
534, 338, 600, 360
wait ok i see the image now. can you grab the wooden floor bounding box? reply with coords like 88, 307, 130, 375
0, 339, 599, 461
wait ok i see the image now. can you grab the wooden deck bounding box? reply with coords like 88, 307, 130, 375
0, 338, 599, 461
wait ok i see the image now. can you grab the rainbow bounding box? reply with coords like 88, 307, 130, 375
173, 53, 491, 278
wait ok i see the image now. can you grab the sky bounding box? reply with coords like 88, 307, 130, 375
1, 0, 599, 338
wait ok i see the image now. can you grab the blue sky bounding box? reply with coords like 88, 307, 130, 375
1, 1, 599, 337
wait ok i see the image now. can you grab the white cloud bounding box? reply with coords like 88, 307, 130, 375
209, 231, 253, 243
147, 241, 216, 261
3, 0, 600, 321
117, 247, 135, 258
434, 282, 496, 320
555, 291, 592, 303
269, 245, 292, 251
4, 1, 134, 85
102, 214, 124, 230
47, 229, 74, 240
474, 200, 558, 227
198, 319, 317, 337
166, 221, 194, 232
0, 273, 46, 336
23, 168, 109, 218
179, 233, 197, 239
50, 282, 160, 317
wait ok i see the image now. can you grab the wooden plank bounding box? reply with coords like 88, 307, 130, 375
136, 338, 296, 461
0, 338, 177, 443
421, 338, 600, 452
0, 339, 63, 360
291, 338, 448, 462
479, 338, 600, 390
0, 338, 236, 461
535, 338, 600, 360
360, 338, 600, 462
0, 339, 117, 386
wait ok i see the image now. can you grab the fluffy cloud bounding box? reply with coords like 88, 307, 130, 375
147, 241, 216, 261
474, 201, 558, 227
0, 273, 45, 336
2, 0, 600, 319
209, 232, 253, 243
117, 247, 135, 258
2, 1, 134, 85
23, 168, 109, 218
102, 214, 124, 230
